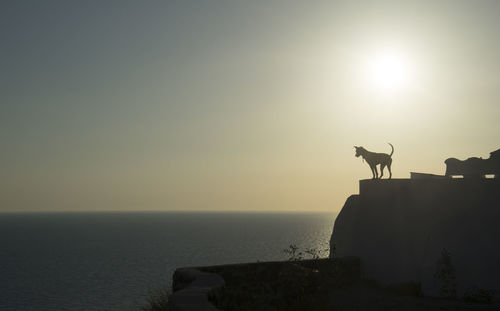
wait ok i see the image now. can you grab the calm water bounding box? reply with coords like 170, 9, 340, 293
0, 212, 336, 311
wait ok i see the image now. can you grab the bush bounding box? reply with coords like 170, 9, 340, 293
463, 287, 495, 304
140, 287, 172, 311
283, 243, 330, 261
434, 248, 457, 299
283, 244, 303, 261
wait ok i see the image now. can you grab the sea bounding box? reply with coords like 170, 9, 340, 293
0, 212, 336, 311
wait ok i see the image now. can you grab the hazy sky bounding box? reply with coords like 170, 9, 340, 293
1, 0, 499, 212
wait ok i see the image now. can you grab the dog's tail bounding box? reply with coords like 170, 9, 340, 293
388, 143, 394, 157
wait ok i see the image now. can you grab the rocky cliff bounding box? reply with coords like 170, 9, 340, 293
330, 178, 500, 296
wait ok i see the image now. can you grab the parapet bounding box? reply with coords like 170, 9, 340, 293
358, 177, 499, 208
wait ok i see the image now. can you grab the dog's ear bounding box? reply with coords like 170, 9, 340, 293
353, 146, 357, 149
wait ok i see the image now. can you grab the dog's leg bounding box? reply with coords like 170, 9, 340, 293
371, 165, 378, 179
388, 164, 392, 179
370, 165, 376, 179
380, 164, 385, 179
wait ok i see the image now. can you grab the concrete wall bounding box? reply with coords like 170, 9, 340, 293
330, 178, 500, 296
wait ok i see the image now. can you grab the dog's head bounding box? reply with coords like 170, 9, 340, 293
354, 146, 364, 158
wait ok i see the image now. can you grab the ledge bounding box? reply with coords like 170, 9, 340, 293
168, 268, 224, 311
359, 177, 499, 198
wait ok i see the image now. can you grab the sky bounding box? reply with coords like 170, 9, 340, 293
1, 0, 499, 212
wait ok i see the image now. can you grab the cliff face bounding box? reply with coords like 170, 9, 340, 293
330, 178, 500, 295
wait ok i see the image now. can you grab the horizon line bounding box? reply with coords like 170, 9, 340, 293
0, 209, 337, 214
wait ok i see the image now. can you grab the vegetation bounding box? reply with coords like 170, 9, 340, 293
283, 244, 303, 260
463, 287, 495, 304
140, 287, 171, 311
207, 257, 362, 311
434, 248, 457, 299
282, 243, 330, 261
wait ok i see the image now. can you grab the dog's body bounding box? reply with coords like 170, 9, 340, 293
354, 143, 394, 179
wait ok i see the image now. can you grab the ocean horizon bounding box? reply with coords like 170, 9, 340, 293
0, 211, 336, 311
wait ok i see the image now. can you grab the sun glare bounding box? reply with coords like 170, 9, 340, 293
366, 50, 413, 92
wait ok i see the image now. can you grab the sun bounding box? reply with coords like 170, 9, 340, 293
366, 50, 413, 92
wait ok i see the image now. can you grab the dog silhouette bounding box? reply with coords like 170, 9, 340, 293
354, 143, 394, 179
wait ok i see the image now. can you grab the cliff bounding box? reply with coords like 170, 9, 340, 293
330, 178, 500, 296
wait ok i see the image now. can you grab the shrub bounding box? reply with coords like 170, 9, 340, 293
283, 243, 329, 261
463, 287, 495, 304
434, 248, 457, 299
283, 244, 303, 261
140, 287, 172, 311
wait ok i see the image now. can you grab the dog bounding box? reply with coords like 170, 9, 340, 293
354, 143, 394, 179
